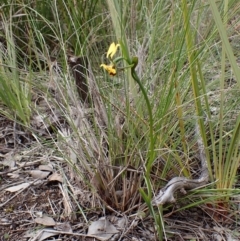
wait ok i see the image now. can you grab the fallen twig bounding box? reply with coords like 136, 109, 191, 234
152, 124, 209, 205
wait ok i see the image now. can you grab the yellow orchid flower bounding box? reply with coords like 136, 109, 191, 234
100, 42, 120, 76
100, 64, 117, 76
107, 42, 120, 59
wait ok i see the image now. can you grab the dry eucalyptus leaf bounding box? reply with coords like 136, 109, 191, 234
115, 217, 127, 229
87, 218, 119, 241
37, 229, 58, 241
1, 218, 10, 223
35, 211, 43, 218
34, 180, 45, 186
35, 216, 56, 226
1, 151, 22, 168
2, 159, 15, 168
5, 183, 30, 192
13, 154, 22, 161
31, 115, 45, 129
48, 172, 63, 183
30, 170, 50, 179
7, 173, 20, 179
54, 222, 72, 232
24, 228, 58, 241
39, 164, 53, 172
23, 229, 41, 239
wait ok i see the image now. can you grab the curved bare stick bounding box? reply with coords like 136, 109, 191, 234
152, 124, 209, 206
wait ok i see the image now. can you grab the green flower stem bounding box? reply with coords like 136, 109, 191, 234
130, 58, 154, 196
131, 58, 163, 241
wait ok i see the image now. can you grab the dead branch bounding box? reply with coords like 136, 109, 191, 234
152, 124, 209, 205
